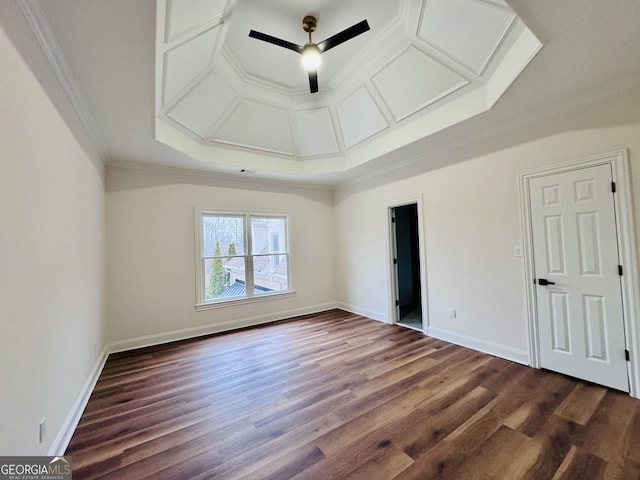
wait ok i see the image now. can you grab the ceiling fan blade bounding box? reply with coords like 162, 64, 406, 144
317, 20, 370, 53
249, 30, 303, 54
309, 70, 318, 93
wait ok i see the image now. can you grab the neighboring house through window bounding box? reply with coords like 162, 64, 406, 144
195, 210, 291, 307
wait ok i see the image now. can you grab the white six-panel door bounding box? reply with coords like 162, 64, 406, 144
529, 164, 628, 391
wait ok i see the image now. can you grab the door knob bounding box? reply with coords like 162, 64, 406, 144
538, 278, 556, 286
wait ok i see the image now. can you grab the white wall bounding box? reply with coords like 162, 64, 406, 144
3, 0, 640, 455
0, 26, 106, 455
335, 107, 640, 361
106, 167, 336, 347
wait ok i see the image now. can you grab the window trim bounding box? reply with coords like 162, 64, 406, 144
194, 209, 294, 310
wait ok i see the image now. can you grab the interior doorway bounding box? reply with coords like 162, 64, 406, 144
391, 203, 423, 331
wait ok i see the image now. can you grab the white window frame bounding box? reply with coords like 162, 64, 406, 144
194, 209, 294, 310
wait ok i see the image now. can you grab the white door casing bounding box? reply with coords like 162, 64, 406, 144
385, 197, 428, 330
529, 164, 628, 391
389, 207, 401, 324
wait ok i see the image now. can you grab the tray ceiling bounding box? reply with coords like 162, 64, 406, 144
154, 0, 542, 177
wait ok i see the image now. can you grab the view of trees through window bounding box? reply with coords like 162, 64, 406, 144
200, 214, 289, 302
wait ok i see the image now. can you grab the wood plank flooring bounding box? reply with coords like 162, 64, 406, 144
65, 310, 640, 479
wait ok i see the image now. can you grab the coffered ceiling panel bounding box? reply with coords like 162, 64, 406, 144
167, 72, 236, 138
372, 46, 469, 122
152, 0, 542, 176
163, 26, 221, 105
214, 101, 294, 155
336, 87, 388, 149
418, 0, 515, 75
294, 108, 340, 158
165, 0, 227, 42
26, 0, 640, 183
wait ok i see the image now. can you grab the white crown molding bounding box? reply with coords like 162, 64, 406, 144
15, 0, 107, 161
336, 78, 640, 189
106, 160, 334, 191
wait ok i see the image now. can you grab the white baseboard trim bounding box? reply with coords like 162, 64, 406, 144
49, 302, 339, 455
426, 326, 530, 365
336, 302, 389, 324
48, 345, 110, 456
107, 302, 339, 354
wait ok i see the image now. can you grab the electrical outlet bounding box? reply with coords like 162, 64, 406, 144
247, 304, 253, 313
449, 308, 456, 319
93, 340, 98, 358
39, 418, 46, 444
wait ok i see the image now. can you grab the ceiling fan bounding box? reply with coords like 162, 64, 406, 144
249, 16, 370, 94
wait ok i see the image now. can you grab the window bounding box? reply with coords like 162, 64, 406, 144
195, 210, 292, 307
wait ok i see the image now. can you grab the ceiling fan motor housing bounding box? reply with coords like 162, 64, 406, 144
302, 16, 317, 33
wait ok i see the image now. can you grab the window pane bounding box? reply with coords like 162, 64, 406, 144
203, 216, 244, 258
197, 210, 292, 305
251, 217, 287, 255
253, 255, 288, 294
204, 257, 246, 301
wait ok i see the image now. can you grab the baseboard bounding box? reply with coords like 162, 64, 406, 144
48, 344, 110, 456
49, 303, 339, 454
336, 302, 389, 324
426, 326, 530, 365
107, 302, 339, 354
46, 301, 369, 454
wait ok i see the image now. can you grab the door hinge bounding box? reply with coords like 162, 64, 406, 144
393, 258, 398, 265
395, 300, 400, 306
391, 217, 396, 223
625, 349, 630, 361
619, 265, 623, 276
612, 181, 616, 193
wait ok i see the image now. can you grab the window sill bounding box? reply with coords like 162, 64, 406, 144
195, 290, 296, 312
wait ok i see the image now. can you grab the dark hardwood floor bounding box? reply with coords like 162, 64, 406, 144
66, 309, 640, 479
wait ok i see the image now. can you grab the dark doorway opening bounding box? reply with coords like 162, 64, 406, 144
392, 203, 422, 330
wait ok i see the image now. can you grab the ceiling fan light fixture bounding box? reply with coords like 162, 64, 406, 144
301, 43, 321, 70
248, 15, 370, 93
